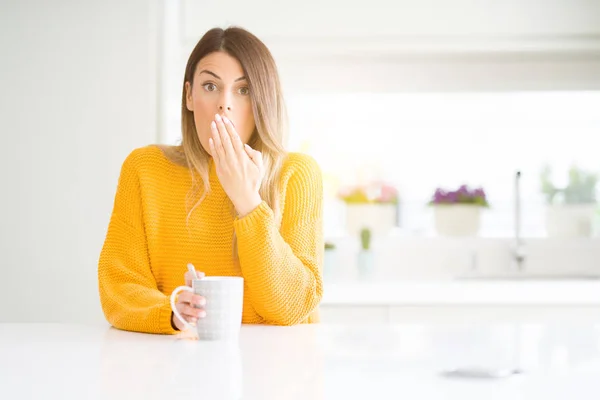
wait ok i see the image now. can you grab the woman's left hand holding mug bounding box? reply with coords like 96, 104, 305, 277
170, 270, 207, 331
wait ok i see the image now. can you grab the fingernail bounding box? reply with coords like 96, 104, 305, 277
199, 310, 207, 318
211, 121, 216, 129
223, 116, 230, 124
198, 298, 206, 306
215, 114, 222, 121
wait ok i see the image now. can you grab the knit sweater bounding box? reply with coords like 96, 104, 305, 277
98, 145, 323, 334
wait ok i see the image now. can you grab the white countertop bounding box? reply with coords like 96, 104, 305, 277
321, 280, 600, 306
2, 321, 600, 399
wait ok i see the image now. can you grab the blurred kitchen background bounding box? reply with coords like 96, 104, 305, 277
1, 0, 600, 324
159, 0, 600, 284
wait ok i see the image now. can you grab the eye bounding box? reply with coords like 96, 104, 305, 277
238, 87, 250, 95
202, 83, 217, 92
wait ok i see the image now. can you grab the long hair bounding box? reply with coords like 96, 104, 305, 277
165, 26, 288, 254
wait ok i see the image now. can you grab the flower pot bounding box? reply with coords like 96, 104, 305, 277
546, 204, 597, 238
433, 204, 482, 237
357, 250, 375, 280
345, 203, 396, 236
323, 249, 337, 281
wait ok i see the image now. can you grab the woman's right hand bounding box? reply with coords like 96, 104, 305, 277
171, 270, 207, 331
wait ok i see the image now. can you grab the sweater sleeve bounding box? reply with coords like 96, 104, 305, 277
233, 155, 324, 326
98, 149, 177, 334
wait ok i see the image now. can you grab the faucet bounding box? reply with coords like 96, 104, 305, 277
512, 170, 526, 270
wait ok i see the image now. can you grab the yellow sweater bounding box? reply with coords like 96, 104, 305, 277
98, 145, 323, 334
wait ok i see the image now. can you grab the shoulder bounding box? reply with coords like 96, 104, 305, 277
279, 153, 323, 221
120, 145, 182, 175
279, 153, 323, 207
121, 145, 159, 167
280, 152, 322, 185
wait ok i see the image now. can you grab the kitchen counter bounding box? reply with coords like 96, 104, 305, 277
322, 280, 600, 306
2, 321, 600, 399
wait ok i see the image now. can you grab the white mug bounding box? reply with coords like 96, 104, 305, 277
170, 276, 244, 340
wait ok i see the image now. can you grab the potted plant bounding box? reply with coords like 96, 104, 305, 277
428, 184, 489, 237
357, 227, 374, 279
338, 182, 399, 236
541, 164, 598, 237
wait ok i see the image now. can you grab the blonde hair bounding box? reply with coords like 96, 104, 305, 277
164, 27, 288, 253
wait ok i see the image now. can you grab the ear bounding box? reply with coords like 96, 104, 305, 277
185, 81, 193, 111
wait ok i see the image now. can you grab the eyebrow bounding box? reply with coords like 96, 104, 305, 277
199, 70, 247, 82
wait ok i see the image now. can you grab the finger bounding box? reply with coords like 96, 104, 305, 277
176, 307, 204, 325
177, 291, 194, 304
184, 270, 205, 287
244, 144, 263, 167
178, 308, 201, 321
254, 150, 263, 166
222, 116, 244, 154
215, 114, 234, 159
244, 144, 255, 160
177, 292, 206, 307
210, 120, 224, 163
180, 304, 207, 319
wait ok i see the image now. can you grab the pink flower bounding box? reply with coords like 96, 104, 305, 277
378, 185, 398, 203
338, 182, 398, 204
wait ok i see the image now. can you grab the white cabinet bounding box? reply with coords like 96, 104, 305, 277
320, 305, 390, 324
320, 305, 600, 325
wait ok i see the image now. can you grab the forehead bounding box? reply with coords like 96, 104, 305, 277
196, 51, 244, 79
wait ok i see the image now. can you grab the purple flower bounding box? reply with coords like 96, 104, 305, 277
429, 184, 489, 207
447, 191, 459, 203
433, 188, 445, 202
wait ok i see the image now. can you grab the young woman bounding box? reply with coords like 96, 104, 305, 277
98, 27, 323, 334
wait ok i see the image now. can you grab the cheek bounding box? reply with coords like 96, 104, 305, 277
236, 101, 255, 142
193, 96, 216, 138
194, 95, 217, 120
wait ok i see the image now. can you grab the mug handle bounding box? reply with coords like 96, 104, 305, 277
170, 285, 195, 331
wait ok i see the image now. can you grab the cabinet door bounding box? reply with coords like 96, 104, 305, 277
389, 306, 600, 324
319, 305, 389, 324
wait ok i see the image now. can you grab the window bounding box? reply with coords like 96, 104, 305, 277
285, 92, 600, 238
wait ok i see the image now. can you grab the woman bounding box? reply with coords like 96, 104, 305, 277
98, 27, 323, 334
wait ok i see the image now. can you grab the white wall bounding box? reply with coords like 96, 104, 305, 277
182, 0, 600, 39
0, 0, 159, 323
178, 0, 600, 92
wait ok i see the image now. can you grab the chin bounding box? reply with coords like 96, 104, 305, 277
198, 139, 211, 155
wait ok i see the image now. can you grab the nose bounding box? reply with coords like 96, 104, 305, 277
218, 92, 232, 113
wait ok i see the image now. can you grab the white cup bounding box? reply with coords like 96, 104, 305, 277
170, 276, 244, 340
